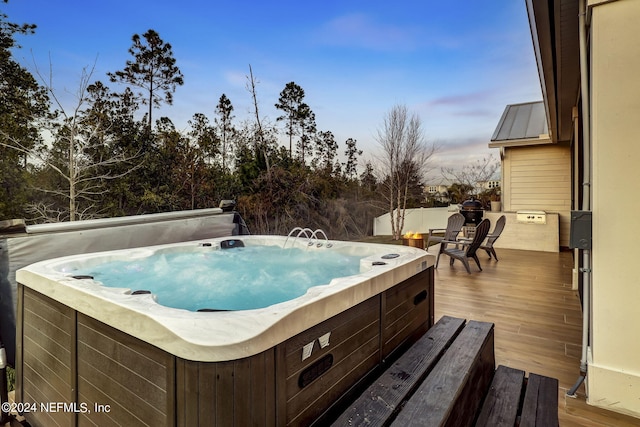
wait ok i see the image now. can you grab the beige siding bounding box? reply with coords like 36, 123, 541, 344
588, 0, 640, 418
503, 144, 571, 247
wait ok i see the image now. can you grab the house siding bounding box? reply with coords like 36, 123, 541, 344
503, 144, 571, 247
588, 0, 640, 418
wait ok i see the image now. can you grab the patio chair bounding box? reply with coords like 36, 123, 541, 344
481, 215, 506, 261
436, 218, 491, 274
425, 213, 465, 253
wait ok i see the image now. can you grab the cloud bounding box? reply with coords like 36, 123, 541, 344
436, 136, 491, 154
416, 92, 502, 126
224, 70, 248, 88
314, 13, 420, 51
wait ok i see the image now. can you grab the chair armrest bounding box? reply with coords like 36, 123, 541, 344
441, 239, 472, 248
428, 228, 446, 234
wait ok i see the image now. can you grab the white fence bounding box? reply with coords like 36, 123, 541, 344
373, 206, 459, 236
374, 207, 560, 253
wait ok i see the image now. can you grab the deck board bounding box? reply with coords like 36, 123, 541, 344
431, 247, 639, 427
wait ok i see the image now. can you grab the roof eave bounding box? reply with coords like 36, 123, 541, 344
489, 135, 552, 148
525, 0, 581, 144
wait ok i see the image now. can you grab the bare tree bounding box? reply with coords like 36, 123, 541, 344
375, 104, 437, 240
441, 155, 499, 199
245, 64, 271, 173
1, 62, 140, 221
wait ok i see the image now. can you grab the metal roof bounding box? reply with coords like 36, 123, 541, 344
491, 101, 549, 142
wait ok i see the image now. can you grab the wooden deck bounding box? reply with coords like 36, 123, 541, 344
431, 247, 639, 427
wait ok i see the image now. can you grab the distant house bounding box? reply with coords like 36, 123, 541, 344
425, 184, 448, 195
423, 176, 501, 205
423, 180, 450, 203
489, 101, 571, 247
477, 180, 500, 190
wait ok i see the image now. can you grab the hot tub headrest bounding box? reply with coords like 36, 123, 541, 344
221, 239, 244, 249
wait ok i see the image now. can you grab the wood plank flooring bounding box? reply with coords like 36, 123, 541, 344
431, 247, 639, 427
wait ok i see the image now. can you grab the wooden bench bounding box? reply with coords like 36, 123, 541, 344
330, 316, 558, 427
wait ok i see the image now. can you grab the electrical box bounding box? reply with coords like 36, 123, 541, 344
516, 210, 547, 224
570, 210, 592, 250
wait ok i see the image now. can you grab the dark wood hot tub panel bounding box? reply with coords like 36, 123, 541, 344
16, 266, 434, 427
278, 296, 381, 426
381, 268, 434, 360
17, 286, 76, 427
17, 287, 177, 427
175, 350, 277, 426
76, 313, 176, 427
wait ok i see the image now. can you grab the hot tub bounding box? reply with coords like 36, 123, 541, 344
16, 235, 435, 427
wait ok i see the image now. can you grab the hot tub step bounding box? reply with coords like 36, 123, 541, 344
330, 316, 466, 426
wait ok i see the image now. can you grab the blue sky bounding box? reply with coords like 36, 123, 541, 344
4, 0, 541, 173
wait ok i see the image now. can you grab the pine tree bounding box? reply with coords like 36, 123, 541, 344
275, 81, 306, 158
0, 9, 49, 219
343, 138, 362, 181
108, 29, 183, 130
214, 94, 235, 170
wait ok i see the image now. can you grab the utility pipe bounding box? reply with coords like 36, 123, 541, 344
568, 0, 592, 398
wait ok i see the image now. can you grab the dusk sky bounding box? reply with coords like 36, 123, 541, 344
5, 0, 542, 175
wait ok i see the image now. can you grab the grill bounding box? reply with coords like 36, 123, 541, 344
460, 198, 484, 226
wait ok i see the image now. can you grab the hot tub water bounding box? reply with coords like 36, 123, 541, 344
65, 245, 363, 311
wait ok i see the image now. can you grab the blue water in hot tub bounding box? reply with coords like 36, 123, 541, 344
73, 245, 363, 311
